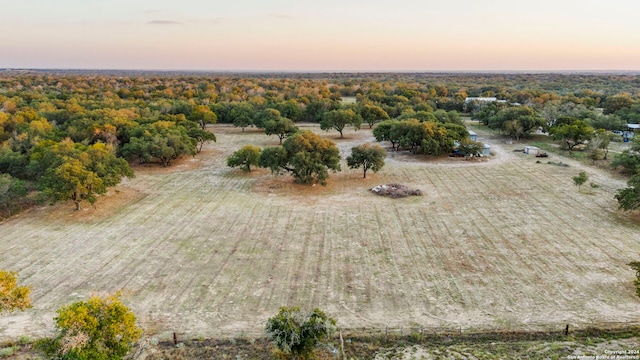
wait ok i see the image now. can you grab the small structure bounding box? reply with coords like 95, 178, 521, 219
524, 146, 539, 155
482, 144, 491, 156
465, 97, 497, 102
468, 130, 478, 141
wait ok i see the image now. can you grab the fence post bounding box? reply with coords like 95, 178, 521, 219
173, 332, 177, 345
339, 330, 346, 360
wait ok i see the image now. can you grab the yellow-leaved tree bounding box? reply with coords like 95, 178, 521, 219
0, 270, 31, 313
52, 292, 141, 359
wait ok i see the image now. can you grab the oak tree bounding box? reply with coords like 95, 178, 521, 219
259, 131, 340, 185
227, 145, 261, 172
347, 143, 386, 178
320, 109, 362, 138
264, 117, 298, 144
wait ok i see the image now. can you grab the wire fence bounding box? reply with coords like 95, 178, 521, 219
162, 320, 640, 345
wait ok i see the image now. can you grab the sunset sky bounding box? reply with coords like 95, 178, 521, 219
1, 0, 639, 71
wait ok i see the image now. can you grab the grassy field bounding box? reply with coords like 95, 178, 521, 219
1, 124, 640, 344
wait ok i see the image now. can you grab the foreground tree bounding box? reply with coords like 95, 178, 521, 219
227, 145, 261, 172
320, 109, 362, 138
347, 143, 386, 178
0, 270, 31, 313
259, 131, 340, 185
39, 142, 133, 210
615, 174, 640, 211
40, 157, 106, 211
265, 306, 336, 360
51, 292, 141, 359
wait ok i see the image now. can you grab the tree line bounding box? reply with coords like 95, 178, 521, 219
1, 72, 639, 212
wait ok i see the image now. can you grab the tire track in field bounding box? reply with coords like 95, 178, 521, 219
462, 164, 571, 308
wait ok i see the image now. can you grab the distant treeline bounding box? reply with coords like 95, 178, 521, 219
0, 72, 638, 213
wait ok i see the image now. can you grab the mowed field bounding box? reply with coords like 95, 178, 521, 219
2, 124, 640, 340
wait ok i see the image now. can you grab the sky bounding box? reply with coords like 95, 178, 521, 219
1, 0, 639, 71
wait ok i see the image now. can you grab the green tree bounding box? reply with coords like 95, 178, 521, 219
121, 122, 196, 166
457, 138, 484, 159
187, 127, 217, 153
264, 117, 299, 144
40, 157, 106, 211
373, 120, 401, 150
320, 109, 362, 138
274, 100, 303, 122
612, 137, 640, 175
0, 174, 28, 215
573, 171, 588, 191
488, 106, 545, 140
549, 120, 594, 151
265, 306, 336, 360
253, 108, 281, 129
259, 131, 341, 185
615, 174, 640, 211
230, 102, 255, 132
0, 270, 31, 313
52, 292, 141, 360
358, 104, 389, 128
227, 145, 261, 172
347, 143, 386, 178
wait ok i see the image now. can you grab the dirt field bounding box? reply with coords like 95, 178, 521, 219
2, 124, 640, 342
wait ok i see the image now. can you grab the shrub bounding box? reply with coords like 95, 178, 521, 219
51, 292, 141, 359
265, 306, 336, 359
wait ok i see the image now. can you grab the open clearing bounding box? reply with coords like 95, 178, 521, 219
2, 124, 640, 341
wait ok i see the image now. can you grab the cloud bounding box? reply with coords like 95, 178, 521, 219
148, 20, 182, 25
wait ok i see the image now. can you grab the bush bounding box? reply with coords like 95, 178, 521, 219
51, 292, 141, 359
265, 306, 336, 359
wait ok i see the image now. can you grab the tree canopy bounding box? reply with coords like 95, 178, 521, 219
264, 117, 299, 144
265, 306, 336, 360
259, 130, 341, 185
320, 109, 362, 138
347, 143, 387, 178
0, 270, 31, 313
51, 292, 141, 359
227, 145, 262, 172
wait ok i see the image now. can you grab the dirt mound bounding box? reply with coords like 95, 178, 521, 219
370, 183, 423, 198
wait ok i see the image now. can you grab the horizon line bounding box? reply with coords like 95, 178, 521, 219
2, 68, 640, 75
